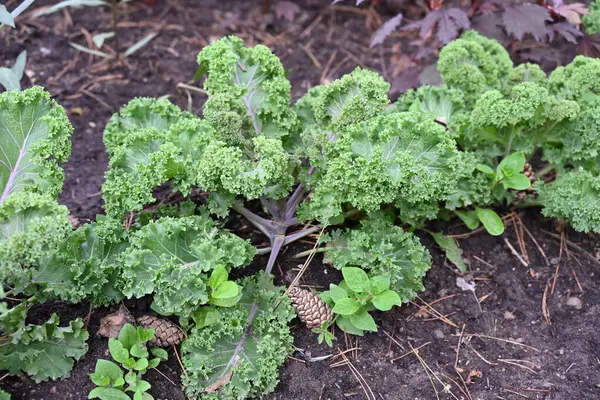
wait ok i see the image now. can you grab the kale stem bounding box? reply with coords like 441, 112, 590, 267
231, 203, 276, 238
283, 225, 323, 246
292, 247, 328, 259
504, 126, 515, 158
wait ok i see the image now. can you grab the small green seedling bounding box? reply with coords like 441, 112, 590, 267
321, 267, 402, 336
207, 265, 242, 307
88, 323, 168, 400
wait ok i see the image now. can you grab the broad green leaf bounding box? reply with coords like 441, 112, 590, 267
431, 232, 467, 272
369, 275, 390, 295
108, 339, 129, 364
348, 309, 377, 332
88, 387, 131, 400
454, 210, 480, 230
332, 297, 361, 316
148, 358, 160, 369
328, 284, 348, 302
150, 347, 168, 361
117, 324, 138, 350
335, 316, 364, 336
475, 163, 494, 175
89, 373, 110, 387
341, 267, 370, 293
502, 173, 531, 190
208, 265, 228, 290
126, 376, 151, 393
211, 281, 239, 299
133, 358, 149, 372
475, 208, 505, 236
130, 343, 148, 359
92, 359, 124, 385
372, 290, 402, 311
0, 86, 71, 201
497, 152, 525, 180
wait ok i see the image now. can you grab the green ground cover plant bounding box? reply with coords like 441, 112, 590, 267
1, 29, 600, 398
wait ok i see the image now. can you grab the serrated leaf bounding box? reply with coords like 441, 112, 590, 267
341, 267, 370, 293
348, 309, 377, 332
555, 2, 588, 24
372, 290, 402, 311
431, 232, 467, 272
332, 297, 361, 315
0, 310, 88, 382
370, 13, 403, 47
547, 22, 582, 44
407, 8, 470, 44
475, 208, 504, 236
502, 4, 551, 41
180, 274, 294, 398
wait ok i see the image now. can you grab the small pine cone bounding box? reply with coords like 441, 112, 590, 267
136, 315, 184, 347
288, 287, 333, 329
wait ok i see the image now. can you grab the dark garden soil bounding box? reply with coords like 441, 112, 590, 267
1, 0, 600, 399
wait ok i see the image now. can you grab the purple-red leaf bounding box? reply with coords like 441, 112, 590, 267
403, 7, 470, 44
548, 22, 583, 44
578, 34, 600, 58
553, 2, 588, 25
370, 13, 403, 47
502, 4, 552, 41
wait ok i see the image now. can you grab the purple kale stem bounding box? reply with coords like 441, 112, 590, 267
231, 203, 275, 239
260, 198, 282, 219
284, 184, 305, 221
222, 234, 286, 376
283, 225, 322, 246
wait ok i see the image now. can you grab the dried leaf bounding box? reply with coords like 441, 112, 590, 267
456, 277, 476, 293
204, 370, 233, 393
370, 12, 403, 47
274, 1, 301, 22
405, 8, 470, 44
502, 4, 551, 41
98, 304, 135, 338
547, 22, 582, 44
554, 2, 588, 25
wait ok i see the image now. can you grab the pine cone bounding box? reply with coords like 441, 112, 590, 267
288, 287, 333, 329
136, 315, 184, 347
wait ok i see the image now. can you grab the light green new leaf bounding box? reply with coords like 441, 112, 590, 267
369, 275, 390, 295
348, 309, 377, 332
211, 281, 239, 299
88, 387, 131, 400
475, 208, 504, 236
454, 210, 480, 230
332, 297, 361, 316
497, 152, 525, 181
208, 265, 228, 290
341, 267, 370, 293
109, 339, 130, 364
372, 290, 402, 311
502, 173, 531, 190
